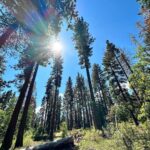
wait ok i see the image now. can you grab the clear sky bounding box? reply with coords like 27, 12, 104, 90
4, 0, 141, 107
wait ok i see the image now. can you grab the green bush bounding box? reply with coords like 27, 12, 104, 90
138, 102, 150, 123
109, 104, 130, 123
78, 122, 150, 150
60, 122, 68, 138
113, 122, 150, 150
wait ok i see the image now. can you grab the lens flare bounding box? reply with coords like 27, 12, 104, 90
52, 41, 63, 55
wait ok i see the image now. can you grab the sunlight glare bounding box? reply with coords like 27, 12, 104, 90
52, 41, 63, 55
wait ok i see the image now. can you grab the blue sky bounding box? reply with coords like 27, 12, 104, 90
4, 0, 141, 107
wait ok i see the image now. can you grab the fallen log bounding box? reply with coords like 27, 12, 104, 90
30, 136, 74, 150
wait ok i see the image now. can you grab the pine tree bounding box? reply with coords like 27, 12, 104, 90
73, 17, 100, 129
0, 90, 16, 110
49, 55, 63, 140
74, 73, 91, 128
55, 96, 61, 131
0, 53, 6, 91
45, 77, 54, 134
107, 42, 142, 103
92, 64, 111, 128
103, 40, 139, 126
63, 77, 74, 130
92, 64, 111, 111
0, 2, 18, 48
130, 1, 150, 102
1, 62, 34, 150
15, 63, 39, 147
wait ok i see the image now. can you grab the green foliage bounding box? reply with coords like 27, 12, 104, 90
0, 109, 6, 140
73, 17, 94, 68
60, 122, 68, 138
109, 105, 130, 123
113, 122, 150, 150
78, 129, 123, 150
137, 0, 150, 8
77, 122, 150, 150
63, 77, 74, 129
0, 97, 16, 142
130, 59, 150, 102
138, 102, 150, 123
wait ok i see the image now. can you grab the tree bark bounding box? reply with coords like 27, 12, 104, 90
0, 63, 34, 150
15, 63, 39, 147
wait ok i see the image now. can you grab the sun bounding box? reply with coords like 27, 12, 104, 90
52, 41, 63, 55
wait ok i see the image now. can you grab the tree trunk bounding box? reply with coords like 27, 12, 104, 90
0, 23, 18, 48
110, 66, 139, 126
98, 86, 107, 114
15, 63, 39, 147
115, 56, 141, 103
0, 63, 34, 150
70, 106, 73, 130
84, 98, 90, 128
46, 97, 53, 134
85, 66, 99, 129
87, 99, 93, 127
49, 85, 58, 141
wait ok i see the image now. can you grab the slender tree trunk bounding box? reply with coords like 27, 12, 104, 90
70, 107, 73, 130
56, 100, 61, 130
120, 54, 133, 73
76, 98, 80, 128
115, 56, 141, 103
98, 86, 107, 114
87, 99, 93, 127
85, 66, 99, 129
84, 98, 90, 128
110, 66, 139, 126
49, 86, 58, 141
0, 23, 18, 48
83, 92, 90, 128
74, 109, 78, 128
107, 89, 113, 106
46, 97, 53, 134
15, 63, 38, 147
1, 63, 34, 150
83, 107, 86, 128
66, 108, 69, 129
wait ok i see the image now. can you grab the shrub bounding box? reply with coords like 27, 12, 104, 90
60, 122, 68, 138
138, 102, 150, 123
109, 104, 130, 123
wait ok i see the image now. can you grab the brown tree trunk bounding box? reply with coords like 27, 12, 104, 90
0, 63, 34, 150
15, 63, 39, 147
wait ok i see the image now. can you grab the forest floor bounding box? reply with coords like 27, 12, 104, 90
13, 122, 150, 150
